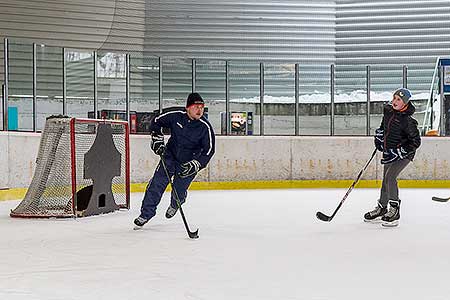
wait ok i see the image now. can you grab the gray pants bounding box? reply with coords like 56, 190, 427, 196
379, 159, 411, 207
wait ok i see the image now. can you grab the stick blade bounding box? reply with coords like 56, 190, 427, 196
432, 196, 450, 202
188, 229, 199, 239
316, 211, 332, 222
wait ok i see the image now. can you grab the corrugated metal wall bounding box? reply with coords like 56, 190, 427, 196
336, 0, 450, 93
0, 0, 337, 119
0, 0, 145, 91
2, 0, 450, 105
144, 0, 336, 99
0, 0, 146, 130
0, 0, 145, 50
145, 1, 336, 64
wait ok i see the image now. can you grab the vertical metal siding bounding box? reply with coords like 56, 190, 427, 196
145, 1, 336, 64
0, 0, 145, 89
3, 0, 450, 103
0, 0, 145, 51
336, 0, 450, 93
144, 1, 336, 99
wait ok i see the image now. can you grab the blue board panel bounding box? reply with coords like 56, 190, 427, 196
7, 106, 18, 130
439, 59, 450, 93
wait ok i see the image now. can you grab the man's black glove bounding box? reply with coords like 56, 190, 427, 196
374, 128, 384, 152
179, 160, 201, 178
150, 133, 165, 155
381, 147, 410, 164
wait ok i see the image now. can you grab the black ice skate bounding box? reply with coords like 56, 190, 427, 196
133, 216, 149, 230
165, 204, 178, 219
364, 203, 387, 223
382, 200, 400, 227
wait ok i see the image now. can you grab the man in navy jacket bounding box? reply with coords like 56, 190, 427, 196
134, 93, 215, 228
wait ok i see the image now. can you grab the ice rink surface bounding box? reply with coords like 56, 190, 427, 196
1, 188, 450, 300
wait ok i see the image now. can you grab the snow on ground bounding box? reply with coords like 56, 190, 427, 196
227, 91, 429, 104
1, 188, 450, 300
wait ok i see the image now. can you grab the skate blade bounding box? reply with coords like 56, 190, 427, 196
364, 218, 383, 224
133, 225, 144, 230
381, 220, 399, 227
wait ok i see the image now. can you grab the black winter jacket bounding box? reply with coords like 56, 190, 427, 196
378, 103, 421, 161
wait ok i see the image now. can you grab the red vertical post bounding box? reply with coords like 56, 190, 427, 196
125, 122, 130, 209
70, 118, 77, 216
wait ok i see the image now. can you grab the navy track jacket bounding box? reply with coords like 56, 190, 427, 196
150, 110, 215, 168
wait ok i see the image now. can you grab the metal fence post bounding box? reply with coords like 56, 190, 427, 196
62, 47, 67, 115
93, 51, 98, 118
3, 38, 9, 131
330, 64, 335, 136
126, 54, 130, 123
366, 65, 371, 136
192, 58, 196, 93
440, 66, 445, 136
402, 65, 408, 89
260, 62, 264, 135
225, 60, 230, 135
295, 63, 299, 136
158, 57, 163, 114
1, 84, 4, 131
32, 43, 37, 131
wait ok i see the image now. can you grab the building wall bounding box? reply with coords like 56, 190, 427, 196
0, 0, 146, 130
1, 1, 450, 132
2, 1, 450, 92
0, 0, 336, 130
0, 0, 145, 51
336, 0, 450, 92
144, 1, 336, 63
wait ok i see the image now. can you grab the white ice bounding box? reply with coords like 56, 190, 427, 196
1, 188, 450, 300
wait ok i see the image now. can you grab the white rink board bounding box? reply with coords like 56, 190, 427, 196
1, 189, 450, 300
2, 133, 450, 188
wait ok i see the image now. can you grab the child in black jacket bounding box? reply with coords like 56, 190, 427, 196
364, 88, 421, 227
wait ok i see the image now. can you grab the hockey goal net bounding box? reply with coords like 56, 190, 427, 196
10, 117, 130, 218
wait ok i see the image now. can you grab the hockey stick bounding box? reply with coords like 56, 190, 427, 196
316, 148, 377, 222
432, 196, 450, 202
159, 155, 199, 239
